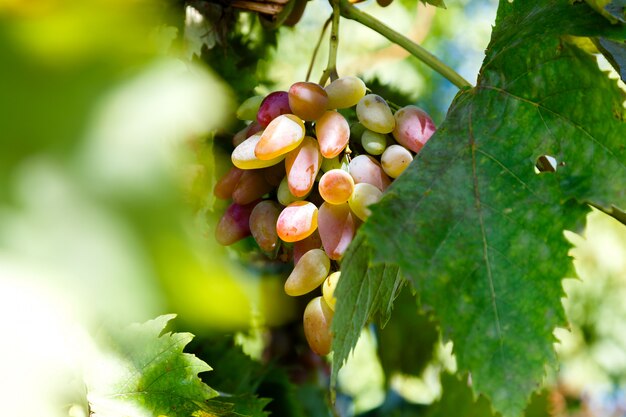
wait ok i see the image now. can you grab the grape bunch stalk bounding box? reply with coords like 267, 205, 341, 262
214, 76, 436, 356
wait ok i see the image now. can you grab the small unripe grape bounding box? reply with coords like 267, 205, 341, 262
348, 182, 382, 221
318, 169, 354, 205
303, 296, 334, 355
214, 166, 244, 200
215, 201, 257, 246
392, 105, 436, 153
257, 91, 291, 127
288, 82, 329, 121
322, 271, 340, 311
349, 154, 391, 191
316, 111, 350, 158
324, 76, 367, 109
321, 155, 342, 173
236, 95, 264, 121
276, 201, 318, 242
277, 176, 306, 206
255, 114, 305, 160
249, 200, 281, 252
232, 170, 273, 205
361, 129, 387, 155
293, 230, 322, 264
232, 133, 285, 169
285, 136, 322, 197
318, 202, 355, 260
381, 144, 413, 178
356, 94, 395, 133
284, 249, 330, 296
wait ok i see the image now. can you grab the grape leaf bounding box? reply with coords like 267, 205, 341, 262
86, 315, 219, 417
333, 1, 626, 416
425, 373, 499, 417
605, 0, 626, 22
595, 37, 626, 82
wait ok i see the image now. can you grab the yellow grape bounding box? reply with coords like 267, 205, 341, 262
276, 201, 318, 242
303, 296, 334, 355
348, 182, 382, 221
255, 114, 305, 160
322, 271, 340, 311
381, 144, 413, 178
356, 94, 395, 134
324, 76, 367, 109
285, 136, 322, 197
232, 133, 285, 170
315, 111, 350, 158
288, 82, 329, 121
284, 248, 330, 296
318, 169, 354, 205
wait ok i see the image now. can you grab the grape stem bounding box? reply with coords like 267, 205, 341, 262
338, 0, 472, 89
306, 16, 332, 82
319, 0, 341, 86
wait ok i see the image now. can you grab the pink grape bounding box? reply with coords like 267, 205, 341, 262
256, 91, 291, 127
215, 201, 258, 246
213, 166, 244, 200
249, 200, 281, 252
318, 169, 354, 205
316, 111, 350, 158
348, 154, 391, 191
303, 296, 334, 355
276, 201, 319, 242
293, 230, 322, 264
288, 82, 329, 121
392, 105, 436, 153
317, 202, 355, 260
232, 170, 273, 205
285, 136, 322, 197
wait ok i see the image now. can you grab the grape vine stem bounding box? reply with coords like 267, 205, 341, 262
319, 0, 341, 86
338, 0, 472, 89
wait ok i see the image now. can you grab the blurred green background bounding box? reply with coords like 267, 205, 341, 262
1, 0, 625, 416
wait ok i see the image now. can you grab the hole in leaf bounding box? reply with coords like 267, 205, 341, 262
535, 155, 557, 174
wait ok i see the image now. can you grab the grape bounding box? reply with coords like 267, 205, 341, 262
288, 82, 329, 121
236, 95, 264, 121
376, 0, 393, 6
316, 111, 350, 158
262, 163, 286, 187
215, 201, 257, 246
348, 154, 391, 191
317, 202, 355, 260
350, 122, 366, 142
303, 296, 334, 355
257, 91, 291, 127
381, 144, 413, 178
255, 114, 305, 160
324, 76, 367, 109
392, 105, 436, 153
214, 166, 244, 200
348, 182, 382, 221
232, 170, 273, 205
361, 129, 387, 155
249, 200, 281, 253
285, 136, 322, 197
276, 201, 318, 242
233, 121, 264, 148
356, 94, 395, 134
293, 230, 322, 264
232, 133, 286, 169
322, 271, 340, 311
277, 176, 306, 206
318, 169, 354, 205
284, 249, 330, 296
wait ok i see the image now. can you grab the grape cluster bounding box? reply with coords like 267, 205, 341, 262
214, 77, 435, 356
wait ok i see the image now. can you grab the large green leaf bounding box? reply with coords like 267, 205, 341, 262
332, 1, 626, 416
86, 315, 219, 417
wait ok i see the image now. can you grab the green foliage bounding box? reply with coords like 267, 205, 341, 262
86, 315, 219, 417
425, 373, 499, 417
332, 0, 626, 416
595, 37, 626, 81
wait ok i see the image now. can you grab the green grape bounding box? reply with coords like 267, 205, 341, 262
381, 144, 413, 178
348, 182, 382, 221
232, 133, 286, 169
356, 94, 395, 134
303, 296, 334, 355
284, 248, 330, 296
288, 82, 329, 121
324, 76, 367, 109
322, 271, 340, 311
255, 114, 305, 160
361, 129, 387, 155
236, 95, 264, 121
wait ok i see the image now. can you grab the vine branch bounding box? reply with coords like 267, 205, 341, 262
319, 0, 341, 86
306, 17, 332, 82
337, 0, 472, 89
